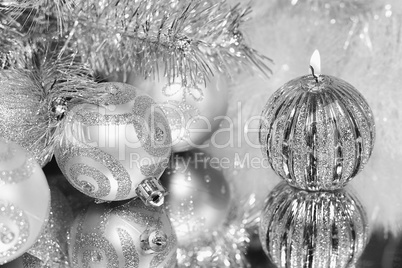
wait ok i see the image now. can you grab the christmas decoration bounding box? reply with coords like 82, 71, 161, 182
111, 71, 229, 152
0, 139, 50, 264
55, 82, 172, 204
0, 70, 51, 167
3, 0, 402, 267
0, 52, 97, 167
259, 182, 369, 268
28, 186, 73, 267
68, 198, 177, 268
259, 51, 375, 190
212, 0, 402, 236
1, 0, 271, 88
162, 152, 256, 267
160, 150, 232, 245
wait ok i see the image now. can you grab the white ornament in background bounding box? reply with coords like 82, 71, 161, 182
0, 139, 50, 264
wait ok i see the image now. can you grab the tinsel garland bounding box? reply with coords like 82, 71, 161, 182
0, 44, 99, 165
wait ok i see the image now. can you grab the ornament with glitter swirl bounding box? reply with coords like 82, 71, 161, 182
68, 198, 177, 268
0, 139, 51, 264
55, 82, 172, 205
119, 71, 229, 152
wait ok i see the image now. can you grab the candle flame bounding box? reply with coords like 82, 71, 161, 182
310, 49, 321, 77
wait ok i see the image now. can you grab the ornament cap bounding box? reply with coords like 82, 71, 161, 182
140, 229, 168, 254
50, 97, 68, 121
136, 177, 166, 207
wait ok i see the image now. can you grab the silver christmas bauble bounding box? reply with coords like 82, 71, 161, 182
112, 71, 229, 153
69, 198, 177, 268
259, 183, 369, 268
55, 82, 172, 204
0, 139, 50, 264
259, 74, 375, 190
0, 71, 54, 167
160, 150, 232, 246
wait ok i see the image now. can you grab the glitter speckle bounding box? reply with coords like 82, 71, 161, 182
117, 228, 139, 268
74, 232, 119, 268
155, 127, 165, 142
132, 96, 172, 158
56, 136, 131, 201
91, 251, 103, 262
0, 156, 35, 185
101, 83, 137, 105
0, 202, 30, 263
0, 225, 15, 244
70, 163, 111, 199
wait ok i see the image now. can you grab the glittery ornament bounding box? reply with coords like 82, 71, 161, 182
259, 54, 375, 190
170, 169, 256, 267
28, 186, 73, 267
0, 139, 50, 265
160, 150, 232, 245
0, 71, 54, 167
68, 198, 177, 268
55, 82, 172, 204
120, 71, 228, 152
259, 182, 369, 268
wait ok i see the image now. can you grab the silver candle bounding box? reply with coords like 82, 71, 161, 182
259, 51, 375, 190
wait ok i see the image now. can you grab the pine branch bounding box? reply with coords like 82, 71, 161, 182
2, 0, 273, 88
0, 1, 61, 68
71, 0, 272, 86
1, 0, 73, 33
4, 0, 272, 88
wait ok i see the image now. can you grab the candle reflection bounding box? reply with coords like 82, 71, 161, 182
259, 183, 369, 268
